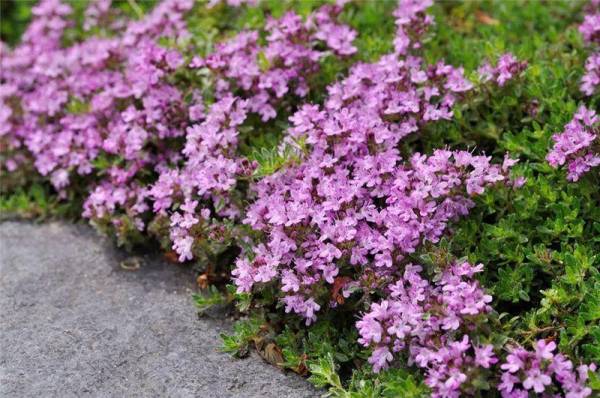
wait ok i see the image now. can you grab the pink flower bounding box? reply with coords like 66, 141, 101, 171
522, 367, 552, 393
475, 345, 498, 368
369, 346, 393, 373
535, 340, 556, 360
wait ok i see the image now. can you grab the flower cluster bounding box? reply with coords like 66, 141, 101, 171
548, 1, 600, 181
1, 0, 73, 175
356, 262, 496, 396
1, 0, 194, 238
477, 53, 528, 87
233, 0, 519, 324
83, 0, 118, 32
357, 263, 598, 398
579, 1, 599, 96
546, 106, 599, 181
1, 0, 357, 248
148, 6, 357, 261
392, 0, 434, 55
235, 148, 515, 318
191, 5, 356, 121
581, 52, 600, 96
499, 340, 596, 398
149, 95, 252, 261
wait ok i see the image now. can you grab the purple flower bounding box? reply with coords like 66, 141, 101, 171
477, 53, 528, 87
522, 367, 552, 393
475, 344, 498, 368
579, 11, 600, 44
535, 339, 556, 360
578, 5, 599, 95
581, 53, 600, 96
501, 350, 526, 373
546, 105, 599, 181
369, 346, 393, 373
499, 341, 595, 398
499, 372, 519, 393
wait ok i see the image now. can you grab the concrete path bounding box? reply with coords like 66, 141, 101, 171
0, 222, 319, 398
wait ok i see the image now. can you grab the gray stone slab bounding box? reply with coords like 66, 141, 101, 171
0, 221, 319, 398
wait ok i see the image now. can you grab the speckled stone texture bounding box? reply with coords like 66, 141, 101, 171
0, 222, 319, 398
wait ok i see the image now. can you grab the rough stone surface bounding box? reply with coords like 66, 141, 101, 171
0, 222, 319, 398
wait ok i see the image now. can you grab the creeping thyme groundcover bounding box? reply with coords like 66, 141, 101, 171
1, 0, 599, 397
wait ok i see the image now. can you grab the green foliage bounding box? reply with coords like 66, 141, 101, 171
414, 0, 600, 367
222, 310, 428, 396
247, 137, 307, 178
0, 183, 55, 220
448, 176, 600, 360
275, 315, 363, 370
0, 0, 32, 46
193, 285, 227, 312
0, 182, 81, 220
220, 316, 264, 357
308, 354, 428, 398
308, 354, 347, 397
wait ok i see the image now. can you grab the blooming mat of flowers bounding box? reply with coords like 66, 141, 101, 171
1, 0, 599, 397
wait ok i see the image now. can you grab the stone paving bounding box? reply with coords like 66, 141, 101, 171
0, 222, 318, 398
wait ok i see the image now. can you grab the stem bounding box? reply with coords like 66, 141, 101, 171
127, 0, 144, 19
